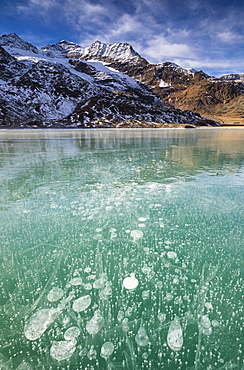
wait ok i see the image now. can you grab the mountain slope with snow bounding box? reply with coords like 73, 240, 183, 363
0, 32, 39, 55
0, 33, 223, 127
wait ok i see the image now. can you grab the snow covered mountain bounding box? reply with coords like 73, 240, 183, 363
42, 40, 84, 59
0, 32, 39, 55
0, 33, 222, 127
219, 73, 244, 82
80, 40, 144, 64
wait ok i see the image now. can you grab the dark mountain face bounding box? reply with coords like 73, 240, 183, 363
0, 46, 27, 81
1, 33, 242, 127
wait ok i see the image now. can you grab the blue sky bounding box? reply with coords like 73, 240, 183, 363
0, 0, 243, 76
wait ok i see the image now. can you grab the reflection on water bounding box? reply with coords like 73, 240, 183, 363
0, 128, 243, 369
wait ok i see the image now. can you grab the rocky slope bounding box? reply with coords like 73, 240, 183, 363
0, 33, 234, 128
78, 41, 244, 125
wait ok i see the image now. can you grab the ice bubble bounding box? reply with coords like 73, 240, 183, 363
199, 315, 212, 335
125, 307, 133, 317
84, 267, 92, 273
130, 230, 143, 239
79, 348, 88, 357
212, 319, 220, 327
155, 280, 163, 289
200, 315, 211, 329
138, 223, 146, 228
173, 277, 180, 285
87, 345, 97, 360
69, 277, 83, 286
47, 287, 64, 302
141, 265, 152, 274
83, 283, 92, 290
62, 316, 70, 326
138, 217, 147, 222
93, 274, 107, 289
123, 273, 139, 290
142, 352, 149, 360
122, 318, 129, 332
135, 327, 150, 347
100, 342, 115, 359
86, 310, 104, 335
99, 282, 112, 300
87, 274, 96, 280
50, 339, 76, 361
200, 327, 212, 335
72, 295, 91, 312
117, 310, 124, 322
142, 290, 150, 300
166, 293, 173, 301
205, 302, 213, 310
16, 361, 33, 370
157, 312, 166, 322
167, 317, 183, 351
24, 308, 60, 341
175, 297, 183, 305
167, 251, 177, 259
64, 326, 80, 341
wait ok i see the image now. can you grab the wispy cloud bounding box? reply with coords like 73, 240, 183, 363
1, 0, 243, 75
17, 0, 58, 14
217, 31, 242, 43
141, 35, 196, 62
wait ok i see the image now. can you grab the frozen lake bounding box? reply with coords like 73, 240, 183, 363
0, 128, 243, 369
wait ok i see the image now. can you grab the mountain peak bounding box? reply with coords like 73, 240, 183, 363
0, 33, 39, 54
156, 61, 197, 76
219, 73, 244, 82
81, 40, 143, 64
42, 40, 84, 58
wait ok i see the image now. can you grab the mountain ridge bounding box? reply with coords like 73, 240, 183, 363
0, 33, 242, 127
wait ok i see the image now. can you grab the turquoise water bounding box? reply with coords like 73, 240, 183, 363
0, 128, 243, 369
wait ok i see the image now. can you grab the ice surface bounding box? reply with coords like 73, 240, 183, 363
50, 339, 76, 361
1, 129, 243, 369
72, 295, 91, 312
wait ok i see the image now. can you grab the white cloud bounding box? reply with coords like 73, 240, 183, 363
142, 35, 196, 62
217, 31, 242, 43
17, 0, 58, 14
111, 13, 144, 37
9, 0, 243, 76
